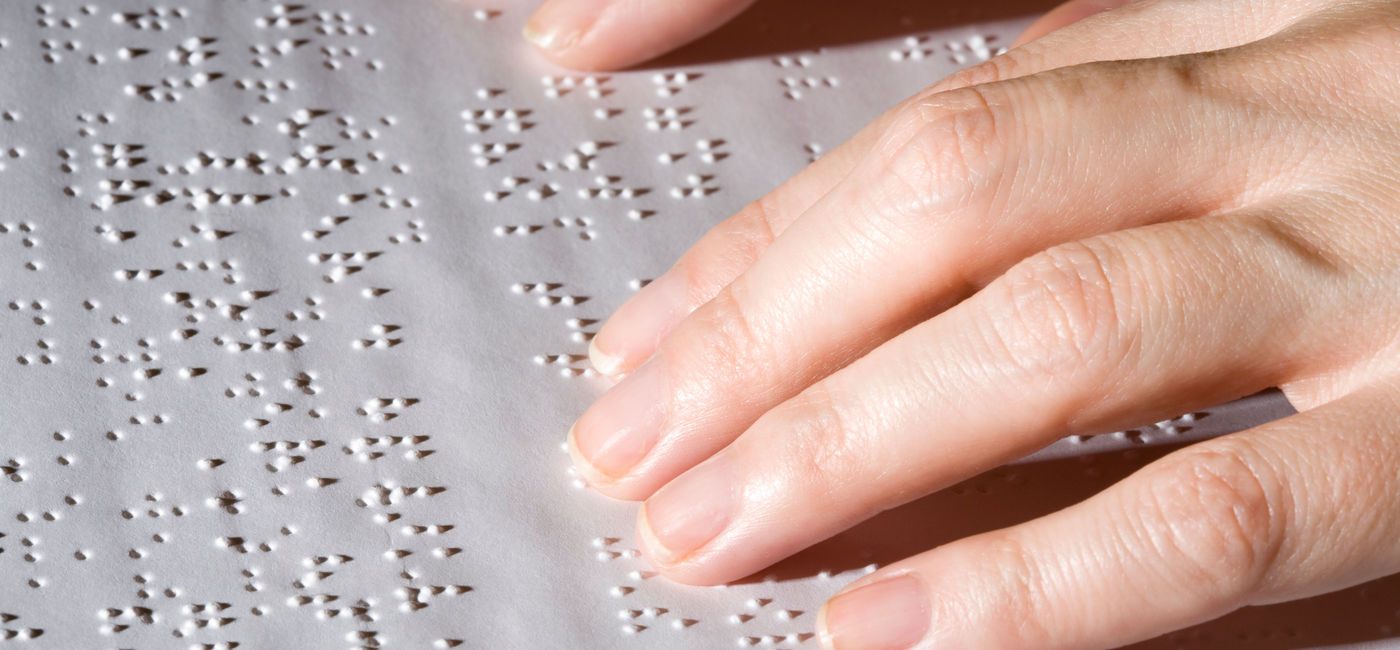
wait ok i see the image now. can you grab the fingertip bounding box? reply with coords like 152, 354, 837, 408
522, 0, 595, 52
636, 504, 740, 587
815, 600, 835, 650
567, 424, 621, 489
588, 339, 624, 377
567, 424, 663, 501
1011, 0, 1137, 48
522, 0, 760, 71
635, 503, 676, 566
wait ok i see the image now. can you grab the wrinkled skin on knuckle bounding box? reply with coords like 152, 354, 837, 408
978, 242, 1125, 393
863, 87, 1003, 229
1129, 443, 1285, 604
753, 386, 875, 509
662, 283, 782, 421
675, 197, 778, 302
1265, 1, 1400, 116
930, 533, 1057, 648
928, 53, 1019, 95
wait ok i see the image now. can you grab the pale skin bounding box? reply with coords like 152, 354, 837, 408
523, 0, 1400, 648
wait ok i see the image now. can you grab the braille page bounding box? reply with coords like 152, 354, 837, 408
0, 2, 1396, 649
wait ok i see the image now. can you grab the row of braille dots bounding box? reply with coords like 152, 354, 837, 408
461, 107, 533, 134
357, 482, 447, 507
730, 597, 814, 647
352, 323, 402, 349
1065, 412, 1202, 447
321, 44, 383, 71
592, 537, 702, 635
7, 298, 47, 325
343, 434, 433, 462
170, 36, 216, 66
644, 106, 693, 131
652, 71, 700, 97
281, 145, 402, 175
482, 175, 560, 202
657, 138, 729, 165
387, 219, 425, 244
671, 173, 719, 199
13, 498, 76, 527
97, 595, 167, 635
770, 55, 837, 99
396, 580, 472, 612
537, 140, 611, 172
39, 39, 81, 64
600, 535, 815, 643
355, 397, 420, 423
0, 612, 42, 641
125, 71, 221, 102
113, 7, 186, 31
780, 75, 838, 100
86, 143, 143, 170
579, 175, 648, 200
74, 111, 111, 138
155, 151, 277, 175
0, 110, 16, 172
889, 33, 1001, 64
255, 4, 309, 30
165, 290, 274, 344
219, 527, 295, 555
514, 282, 590, 309
537, 351, 594, 377
0, 220, 37, 244
35, 3, 96, 29
310, 10, 376, 37
91, 186, 276, 212
41, 44, 149, 66
15, 337, 54, 366
339, 186, 416, 209
19, 431, 75, 471
89, 337, 170, 388
249, 38, 303, 67
10, 500, 79, 561
494, 217, 596, 239
542, 74, 616, 99
234, 77, 293, 103
244, 397, 326, 430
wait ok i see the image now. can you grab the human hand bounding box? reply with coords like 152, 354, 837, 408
521, 0, 1120, 71
564, 0, 1400, 648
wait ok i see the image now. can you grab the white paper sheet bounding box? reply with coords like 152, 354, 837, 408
0, 1, 1394, 648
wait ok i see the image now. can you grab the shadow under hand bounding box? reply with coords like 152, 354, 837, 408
741, 443, 1400, 649
642, 0, 1063, 69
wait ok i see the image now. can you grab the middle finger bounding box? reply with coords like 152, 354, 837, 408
571, 52, 1286, 500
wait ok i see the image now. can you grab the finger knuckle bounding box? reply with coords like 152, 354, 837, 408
1133, 442, 1284, 600
766, 385, 869, 499
979, 241, 1125, 386
929, 51, 1019, 94
689, 282, 774, 380
678, 197, 779, 298
867, 86, 1002, 227
961, 533, 1056, 647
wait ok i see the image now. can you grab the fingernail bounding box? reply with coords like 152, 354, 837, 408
571, 359, 668, 478
818, 574, 931, 650
588, 339, 623, 377
640, 456, 736, 565
590, 271, 688, 377
523, 0, 609, 52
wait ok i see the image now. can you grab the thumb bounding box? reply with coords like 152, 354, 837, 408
524, 0, 758, 71
1012, 0, 1138, 47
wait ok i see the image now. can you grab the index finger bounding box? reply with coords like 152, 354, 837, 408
525, 0, 758, 70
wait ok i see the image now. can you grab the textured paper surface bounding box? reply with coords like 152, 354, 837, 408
0, 1, 1395, 648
